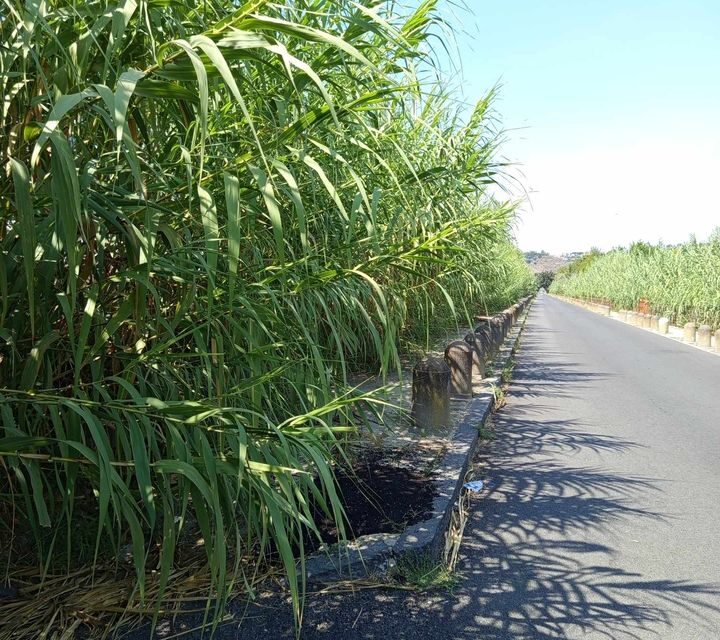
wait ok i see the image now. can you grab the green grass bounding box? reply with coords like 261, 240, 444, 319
391, 553, 458, 592
0, 0, 533, 635
501, 357, 516, 384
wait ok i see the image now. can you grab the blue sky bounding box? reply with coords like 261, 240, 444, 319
434, 0, 720, 254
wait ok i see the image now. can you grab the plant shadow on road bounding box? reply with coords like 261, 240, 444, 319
503, 327, 612, 401
272, 335, 720, 639
235, 409, 718, 640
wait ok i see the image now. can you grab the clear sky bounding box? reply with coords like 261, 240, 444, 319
435, 0, 720, 254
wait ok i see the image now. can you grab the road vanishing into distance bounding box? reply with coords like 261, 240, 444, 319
149, 293, 720, 639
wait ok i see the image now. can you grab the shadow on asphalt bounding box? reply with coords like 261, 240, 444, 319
508, 328, 612, 401
250, 406, 718, 640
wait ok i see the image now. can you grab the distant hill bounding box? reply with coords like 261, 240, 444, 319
524, 251, 571, 274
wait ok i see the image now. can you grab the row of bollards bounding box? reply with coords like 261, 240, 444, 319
620, 310, 719, 349
411, 296, 533, 428
557, 296, 720, 352
620, 311, 668, 334
567, 300, 719, 351
679, 322, 718, 349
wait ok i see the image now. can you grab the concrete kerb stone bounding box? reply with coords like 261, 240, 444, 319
463, 332, 486, 378
684, 322, 697, 343
302, 297, 535, 584
394, 389, 494, 560
411, 357, 451, 429
697, 324, 712, 348
473, 324, 493, 358
445, 340, 473, 396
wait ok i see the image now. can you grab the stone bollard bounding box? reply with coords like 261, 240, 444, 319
499, 314, 508, 339
474, 320, 494, 356
715, 330, 720, 353
643, 314, 651, 328
412, 357, 451, 428
464, 332, 486, 378
489, 317, 503, 346
683, 322, 697, 343
504, 311, 513, 334
497, 314, 508, 339
659, 317, 670, 334
697, 325, 712, 348
444, 340, 473, 396
474, 324, 492, 352
651, 315, 660, 331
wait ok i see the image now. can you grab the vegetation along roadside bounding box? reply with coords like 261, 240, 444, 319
0, 0, 534, 637
551, 237, 720, 327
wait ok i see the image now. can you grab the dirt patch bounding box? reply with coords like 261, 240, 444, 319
315, 448, 437, 544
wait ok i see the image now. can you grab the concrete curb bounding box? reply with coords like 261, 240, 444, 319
303, 297, 534, 583
551, 294, 720, 357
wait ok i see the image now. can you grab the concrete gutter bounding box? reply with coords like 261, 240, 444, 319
303, 298, 534, 583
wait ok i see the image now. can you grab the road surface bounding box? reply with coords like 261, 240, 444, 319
155, 293, 720, 639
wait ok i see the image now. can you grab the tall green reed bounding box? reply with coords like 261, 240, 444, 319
551, 239, 720, 326
0, 0, 533, 630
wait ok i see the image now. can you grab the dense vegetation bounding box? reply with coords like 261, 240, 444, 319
551, 239, 720, 326
535, 271, 555, 290
0, 0, 533, 633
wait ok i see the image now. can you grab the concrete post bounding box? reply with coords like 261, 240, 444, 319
499, 313, 509, 339
651, 315, 660, 331
697, 325, 712, 348
683, 322, 697, 343
412, 357, 450, 428
490, 317, 503, 346
474, 325, 494, 360
444, 340, 473, 396
659, 317, 670, 334
463, 332, 486, 378
715, 330, 720, 353
642, 314, 651, 328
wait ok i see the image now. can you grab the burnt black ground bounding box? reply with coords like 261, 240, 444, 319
314, 449, 437, 543
129, 293, 720, 639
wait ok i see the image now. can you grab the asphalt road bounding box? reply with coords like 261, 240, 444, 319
151, 293, 720, 639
